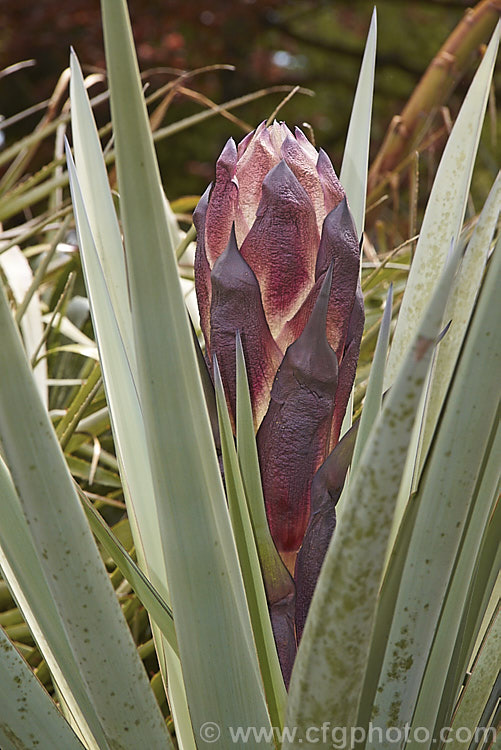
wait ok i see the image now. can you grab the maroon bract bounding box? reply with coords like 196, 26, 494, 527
194, 122, 364, 684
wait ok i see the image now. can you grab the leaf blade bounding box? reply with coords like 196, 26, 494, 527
214, 356, 286, 730
100, 0, 273, 743
0, 276, 172, 747
385, 24, 499, 387
371, 241, 501, 742
0, 625, 86, 750
340, 8, 377, 238
283, 239, 463, 750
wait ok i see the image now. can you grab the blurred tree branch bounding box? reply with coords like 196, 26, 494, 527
368, 0, 500, 198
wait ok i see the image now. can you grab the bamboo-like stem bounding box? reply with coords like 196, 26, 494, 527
368, 0, 500, 197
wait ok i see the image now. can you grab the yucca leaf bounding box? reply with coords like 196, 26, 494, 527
70, 50, 135, 373
66, 456, 120, 489
0, 625, 86, 750
411, 413, 500, 741
42, 312, 96, 348
433, 473, 501, 740
337, 285, 394, 735
340, 7, 376, 239
382, 25, 499, 547
78, 488, 179, 656
191, 318, 220, 445
350, 283, 392, 470
455, 502, 501, 689
40, 342, 98, 360
99, 0, 273, 744
214, 356, 286, 731
55, 360, 101, 446
0, 278, 172, 747
418, 170, 501, 473
339, 8, 376, 439
446, 606, 500, 750
0, 245, 47, 406
353, 491, 421, 746
385, 24, 499, 386
414, 420, 501, 744
0, 455, 110, 750
283, 233, 463, 750
66, 140, 193, 749
370, 241, 501, 743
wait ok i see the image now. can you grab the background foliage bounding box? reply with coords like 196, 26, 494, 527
1, 0, 499, 207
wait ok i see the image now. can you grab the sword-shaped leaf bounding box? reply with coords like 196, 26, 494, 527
236, 331, 293, 710
99, 0, 273, 744
370, 240, 501, 743
78, 488, 178, 656
68, 65, 195, 749
70, 50, 135, 372
283, 233, 463, 750
411, 414, 500, 742
0, 455, 110, 750
339, 9, 376, 439
385, 24, 499, 387
214, 357, 286, 728
0, 284, 171, 747
417, 171, 501, 473
446, 606, 500, 750
0, 625, 85, 750
340, 8, 376, 238
0, 245, 48, 406
383, 24, 499, 545
351, 283, 393, 469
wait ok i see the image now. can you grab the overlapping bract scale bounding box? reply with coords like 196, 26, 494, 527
194, 122, 364, 683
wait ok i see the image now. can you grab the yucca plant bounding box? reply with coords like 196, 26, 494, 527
0, 2, 499, 750
194, 120, 365, 684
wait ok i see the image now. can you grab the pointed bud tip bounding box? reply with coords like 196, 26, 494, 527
323, 195, 357, 236
301, 262, 334, 340
216, 137, 238, 173
285, 266, 338, 387
211, 223, 258, 291
193, 183, 211, 230
316, 147, 334, 171
213, 222, 239, 268
261, 158, 301, 194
